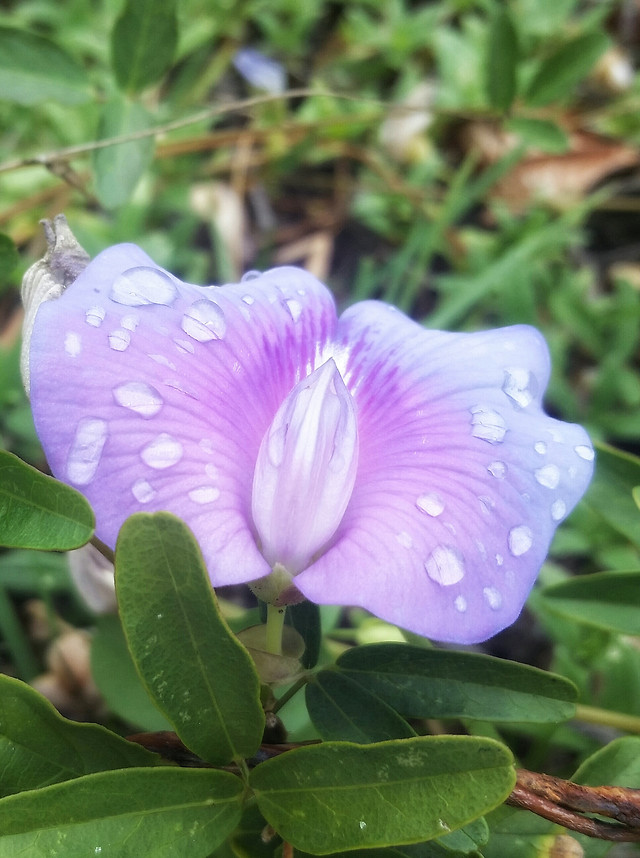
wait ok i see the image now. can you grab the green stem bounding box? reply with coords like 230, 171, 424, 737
265, 604, 286, 656
574, 703, 640, 735
273, 675, 308, 714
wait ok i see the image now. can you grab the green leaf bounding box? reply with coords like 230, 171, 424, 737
0, 767, 243, 857
250, 736, 515, 854
0, 233, 18, 287
111, 0, 178, 93
0, 450, 94, 550
0, 549, 72, 593
540, 569, 640, 635
573, 736, 640, 787
504, 117, 569, 154
306, 670, 416, 742
584, 442, 640, 547
287, 600, 321, 669
116, 512, 264, 765
91, 614, 172, 732
525, 31, 609, 106
485, 7, 518, 112
0, 27, 90, 105
336, 643, 577, 723
0, 674, 157, 797
93, 96, 155, 209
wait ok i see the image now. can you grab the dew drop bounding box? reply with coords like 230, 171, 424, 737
508, 525, 533, 556
551, 499, 566, 521
483, 587, 502, 610
241, 270, 261, 282
454, 595, 467, 613
205, 462, 219, 480
503, 367, 536, 409
425, 546, 465, 586
174, 337, 195, 354
66, 418, 107, 485
199, 438, 214, 454
141, 434, 183, 469
479, 495, 495, 515
188, 486, 221, 504
113, 381, 163, 418
148, 353, 177, 370
242, 294, 255, 305
181, 299, 227, 342
534, 441, 547, 455
284, 298, 302, 322
85, 306, 105, 327
535, 464, 560, 489
470, 405, 506, 444
396, 531, 413, 549
64, 332, 81, 357
488, 461, 506, 479
416, 492, 444, 517
359, 821, 367, 830
132, 478, 156, 503
110, 267, 178, 306
121, 314, 139, 331
496, 553, 504, 566
108, 329, 130, 351
574, 444, 594, 461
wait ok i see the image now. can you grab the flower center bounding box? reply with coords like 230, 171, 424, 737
251, 358, 359, 578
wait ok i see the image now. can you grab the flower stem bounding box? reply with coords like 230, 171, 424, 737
265, 604, 286, 656
273, 675, 308, 714
574, 703, 640, 735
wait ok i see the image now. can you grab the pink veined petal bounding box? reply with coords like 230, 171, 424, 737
252, 358, 359, 575
29, 247, 337, 587
296, 301, 594, 644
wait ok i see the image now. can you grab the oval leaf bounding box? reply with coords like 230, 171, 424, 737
111, 0, 178, 93
0, 450, 94, 550
0, 674, 156, 798
540, 569, 640, 635
306, 671, 416, 743
485, 7, 518, 112
525, 31, 609, 106
115, 512, 265, 765
584, 442, 640, 547
93, 96, 155, 209
0, 27, 89, 106
572, 736, 640, 787
0, 767, 243, 858
336, 643, 576, 723
250, 736, 515, 854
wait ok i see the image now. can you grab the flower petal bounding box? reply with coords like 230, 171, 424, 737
296, 301, 594, 643
29, 247, 337, 586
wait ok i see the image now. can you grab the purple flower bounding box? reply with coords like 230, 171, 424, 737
232, 48, 286, 94
26, 244, 594, 643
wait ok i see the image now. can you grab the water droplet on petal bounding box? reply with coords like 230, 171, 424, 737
174, 338, 195, 354
470, 406, 506, 444
508, 525, 533, 556
284, 298, 302, 322
479, 495, 495, 515
64, 332, 81, 356
85, 306, 105, 327
534, 441, 547, 455
488, 461, 506, 479
205, 463, 219, 480
551, 499, 566, 521
574, 444, 594, 461
425, 546, 465, 586
113, 381, 163, 418
496, 553, 504, 566
454, 595, 467, 612
121, 314, 139, 331
199, 438, 214, 454
503, 367, 536, 408
148, 353, 176, 370
108, 329, 130, 351
67, 418, 107, 485
535, 464, 560, 489
396, 531, 413, 549
188, 486, 220, 504
483, 587, 502, 610
241, 270, 261, 282
141, 434, 183, 469
132, 478, 156, 503
242, 294, 255, 305
416, 492, 444, 516
110, 267, 178, 307
181, 299, 226, 342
